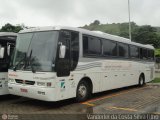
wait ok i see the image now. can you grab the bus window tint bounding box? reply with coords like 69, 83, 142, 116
130, 45, 139, 58
118, 43, 129, 58
83, 35, 101, 55
83, 36, 88, 55
70, 32, 79, 71
102, 39, 117, 57
148, 50, 154, 60
140, 48, 148, 60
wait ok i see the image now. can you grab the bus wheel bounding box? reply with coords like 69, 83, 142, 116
139, 74, 145, 86
76, 80, 91, 102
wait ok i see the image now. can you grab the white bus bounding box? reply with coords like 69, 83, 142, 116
0, 32, 17, 95
8, 26, 155, 102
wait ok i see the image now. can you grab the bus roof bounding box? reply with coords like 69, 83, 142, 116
19, 26, 154, 49
0, 32, 17, 37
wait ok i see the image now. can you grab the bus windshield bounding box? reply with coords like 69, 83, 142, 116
11, 31, 59, 72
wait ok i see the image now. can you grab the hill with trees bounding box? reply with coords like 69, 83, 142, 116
82, 20, 160, 49
82, 20, 160, 56
0, 22, 160, 56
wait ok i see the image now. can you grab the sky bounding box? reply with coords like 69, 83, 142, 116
0, 0, 160, 28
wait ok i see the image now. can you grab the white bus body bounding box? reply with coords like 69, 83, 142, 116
8, 26, 155, 101
0, 32, 17, 95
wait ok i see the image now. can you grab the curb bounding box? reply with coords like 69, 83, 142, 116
155, 69, 160, 73
147, 83, 160, 86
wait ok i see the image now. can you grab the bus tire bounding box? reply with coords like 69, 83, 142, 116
76, 80, 91, 102
139, 74, 145, 86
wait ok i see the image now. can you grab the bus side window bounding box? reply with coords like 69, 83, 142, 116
148, 49, 154, 60
83, 35, 101, 56
118, 43, 129, 58
142, 48, 148, 60
70, 32, 79, 71
130, 45, 139, 59
83, 36, 88, 55
140, 48, 143, 59
102, 39, 117, 57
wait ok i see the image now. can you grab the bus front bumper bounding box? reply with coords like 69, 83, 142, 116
8, 83, 57, 101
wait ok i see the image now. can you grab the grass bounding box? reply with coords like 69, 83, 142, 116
155, 49, 160, 56
150, 78, 160, 83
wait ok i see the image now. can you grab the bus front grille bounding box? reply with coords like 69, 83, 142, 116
15, 79, 35, 85
15, 79, 23, 84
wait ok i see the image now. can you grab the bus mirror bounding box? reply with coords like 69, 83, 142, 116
0, 47, 5, 58
59, 44, 66, 58
7, 45, 11, 56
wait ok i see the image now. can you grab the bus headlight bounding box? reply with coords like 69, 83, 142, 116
37, 82, 52, 87
8, 78, 15, 83
47, 82, 52, 87
37, 82, 46, 86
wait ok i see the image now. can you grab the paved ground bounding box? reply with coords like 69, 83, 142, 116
0, 84, 160, 120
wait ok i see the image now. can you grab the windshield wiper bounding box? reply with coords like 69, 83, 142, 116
13, 53, 27, 71
27, 50, 36, 73
30, 52, 36, 73
30, 58, 36, 73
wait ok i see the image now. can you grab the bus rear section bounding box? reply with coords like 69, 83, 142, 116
0, 32, 17, 95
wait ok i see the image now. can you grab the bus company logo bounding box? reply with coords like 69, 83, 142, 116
8, 73, 18, 77
61, 81, 65, 89
2, 114, 8, 120
60, 79, 65, 91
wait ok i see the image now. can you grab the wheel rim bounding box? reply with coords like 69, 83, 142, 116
140, 77, 144, 85
78, 84, 87, 98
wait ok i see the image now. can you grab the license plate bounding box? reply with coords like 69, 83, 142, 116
20, 88, 28, 93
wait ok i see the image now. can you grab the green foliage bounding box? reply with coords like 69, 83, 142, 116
151, 78, 160, 83
91, 20, 101, 26
82, 20, 160, 48
83, 22, 138, 38
0, 23, 23, 33
1, 22, 160, 48
132, 25, 160, 48
155, 49, 160, 57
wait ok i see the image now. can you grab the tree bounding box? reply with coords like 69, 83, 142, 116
81, 22, 160, 48
90, 20, 101, 26
119, 22, 138, 39
119, 31, 130, 39
132, 25, 160, 48
0, 23, 23, 33
155, 49, 160, 57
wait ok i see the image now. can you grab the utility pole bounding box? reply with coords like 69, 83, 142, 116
128, 0, 132, 41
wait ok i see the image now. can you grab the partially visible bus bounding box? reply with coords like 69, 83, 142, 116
0, 32, 17, 95
8, 26, 155, 102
